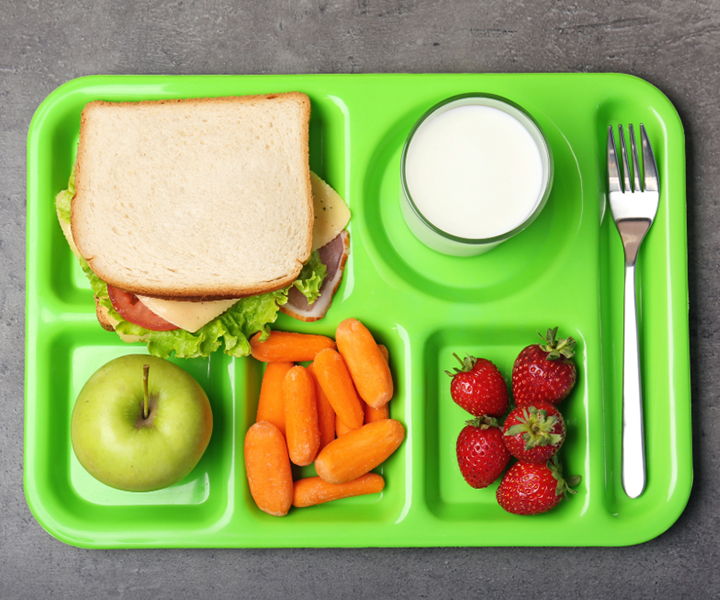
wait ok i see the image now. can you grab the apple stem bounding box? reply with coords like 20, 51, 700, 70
143, 364, 150, 420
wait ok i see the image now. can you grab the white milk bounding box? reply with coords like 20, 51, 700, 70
404, 104, 546, 240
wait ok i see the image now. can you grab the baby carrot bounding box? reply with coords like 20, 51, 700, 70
336, 413, 360, 437
293, 474, 385, 508
307, 362, 336, 450
336, 318, 393, 408
256, 361, 294, 435
283, 365, 320, 467
314, 419, 405, 484
378, 343, 390, 364
313, 348, 364, 430
364, 402, 390, 424
244, 421, 294, 517
365, 343, 391, 423
250, 330, 336, 363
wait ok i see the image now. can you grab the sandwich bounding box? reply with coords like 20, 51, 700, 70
55, 93, 350, 359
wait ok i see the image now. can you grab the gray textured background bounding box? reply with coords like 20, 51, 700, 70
3, 1, 718, 598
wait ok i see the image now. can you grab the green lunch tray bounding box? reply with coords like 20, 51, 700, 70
25, 73, 692, 548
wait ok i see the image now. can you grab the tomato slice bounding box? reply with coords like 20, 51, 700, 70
107, 285, 179, 331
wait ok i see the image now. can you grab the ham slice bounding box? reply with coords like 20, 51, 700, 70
281, 230, 349, 322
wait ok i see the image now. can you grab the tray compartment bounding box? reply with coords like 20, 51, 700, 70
360, 104, 585, 305
422, 324, 587, 524
595, 91, 693, 520
231, 347, 411, 528
26, 324, 232, 547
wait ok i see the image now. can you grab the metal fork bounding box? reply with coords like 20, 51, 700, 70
607, 124, 659, 499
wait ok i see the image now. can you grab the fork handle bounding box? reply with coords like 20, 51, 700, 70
622, 262, 646, 498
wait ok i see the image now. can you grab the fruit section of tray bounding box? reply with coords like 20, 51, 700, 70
25, 73, 691, 548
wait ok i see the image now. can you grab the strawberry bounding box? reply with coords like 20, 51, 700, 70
456, 416, 511, 489
512, 327, 577, 406
447, 354, 509, 417
503, 401, 566, 463
496, 456, 581, 515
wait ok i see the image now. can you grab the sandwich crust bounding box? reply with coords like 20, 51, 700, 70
71, 93, 314, 300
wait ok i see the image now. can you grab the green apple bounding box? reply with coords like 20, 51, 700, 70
71, 354, 213, 492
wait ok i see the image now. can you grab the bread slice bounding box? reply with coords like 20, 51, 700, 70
71, 93, 313, 300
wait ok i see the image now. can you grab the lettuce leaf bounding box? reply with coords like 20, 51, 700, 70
115, 288, 291, 359
56, 171, 328, 360
292, 250, 326, 304
55, 165, 75, 224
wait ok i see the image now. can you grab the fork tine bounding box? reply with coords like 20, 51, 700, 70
640, 124, 659, 193
607, 126, 622, 193
629, 124, 641, 192
618, 125, 632, 193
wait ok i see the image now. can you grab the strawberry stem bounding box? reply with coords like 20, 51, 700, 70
466, 415, 499, 429
504, 406, 562, 450
445, 352, 478, 376
547, 456, 582, 499
538, 327, 576, 360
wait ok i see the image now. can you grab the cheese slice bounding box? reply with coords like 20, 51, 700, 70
136, 296, 239, 333
61, 173, 349, 333
311, 172, 351, 250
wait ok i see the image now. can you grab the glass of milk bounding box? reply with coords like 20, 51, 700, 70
400, 94, 553, 256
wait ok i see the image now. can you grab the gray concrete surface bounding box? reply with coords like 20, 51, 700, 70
2, 0, 719, 598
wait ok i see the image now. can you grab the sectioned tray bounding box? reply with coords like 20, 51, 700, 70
25, 73, 692, 548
